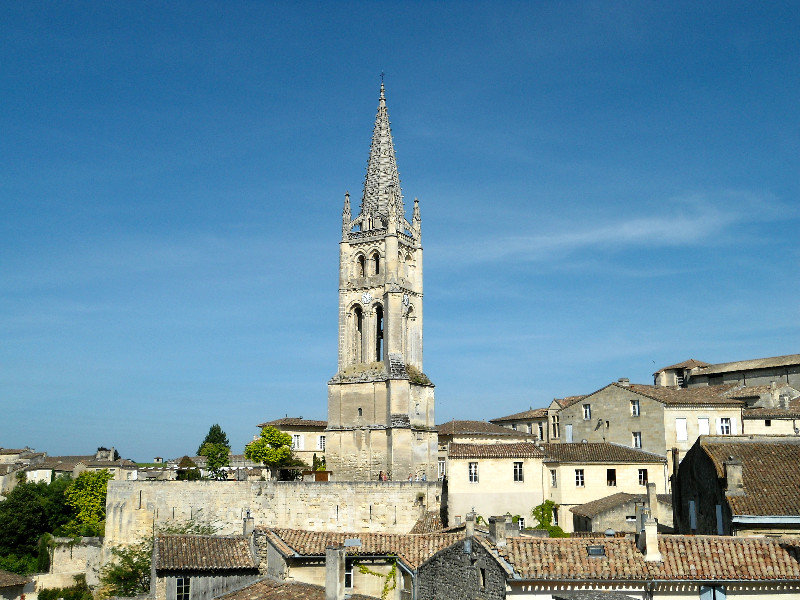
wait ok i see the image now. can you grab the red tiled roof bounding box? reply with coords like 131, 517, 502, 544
25, 455, 95, 472
540, 443, 665, 464
570, 492, 672, 518
448, 442, 546, 459
155, 535, 257, 571
495, 535, 800, 582
623, 383, 743, 406
697, 354, 800, 376
258, 418, 328, 429
437, 420, 531, 437
216, 578, 377, 600
0, 569, 29, 588
653, 359, 710, 375
258, 528, 461, 569
554, 395, 587, 409
699, 437, 800, 516
409, 511, 445, 534
490, 408, 549, 422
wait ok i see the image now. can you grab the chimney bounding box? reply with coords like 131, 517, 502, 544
465, 511, 475, 537
488, 516, 507, 546
724, 457, 744, 495
325, 545, 345, 600
643, 518, 662, 562
646, 482, 658, 522
243, 510, 255, 537
618, 378, 630, 387
505, 514, 518, 538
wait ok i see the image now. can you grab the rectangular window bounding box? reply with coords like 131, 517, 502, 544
176, 578, 190, 600
698, 417, 710, 435
765, 419, 772, 427
676, 418, 688, 442
552, 506, 559, 526
537, 422, 545, 440
719, 418, 732, 435
517, 517, 525, 529
513, 461, 524, 482
477, 567, 486, 589
607, 468, 616, 486
468, 462, 478, 483
317, 435, 326, 451
583, 404, 592, 420
638, 468, 648, 486
625, 515, 636, 522
632, 431, 642, 448
526, 423, 532, 434
345, 561, 353, 589
551, 415, 560, 439
511, 423, 517, 430
565, 423, 573, 443
630, 399, 640, 416
575, 468, 585, 487
550, 469, 557, 487
438, 458, 446, 479
291, 434, 302, 450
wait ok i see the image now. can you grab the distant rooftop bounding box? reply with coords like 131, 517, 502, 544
257, 417, 327, 429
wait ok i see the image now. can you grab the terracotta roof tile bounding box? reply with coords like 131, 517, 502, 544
155, 535, 257, 571
495, 535, 800, 582
409, 511, 444, 534
697, 353, 800, 375
555, 395, 587, 409
700, 437, 800, 516
436, 420, 530, 437
448, 442, 546, 459
0, 569, 30, 588
569, 493, 672, 518
540, 443, 666, 464
257, 528, 461, 569
490, 408, 549, 422
653, 359, 710, 374
25, 455, 95, 471
216, 578, 377, 600
258, 418, 327, 428
623, 383, 743, 406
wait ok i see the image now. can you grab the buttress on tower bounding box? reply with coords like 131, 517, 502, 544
326, 83, 437, 481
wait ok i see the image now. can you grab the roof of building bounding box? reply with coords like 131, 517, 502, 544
257, 528, 461, 570
569, 492, 672, 518
492, 535, 800, 582
154, 535, 258, 571
554, 395, 587, 409
0, 448, 32, 456
25, 455, 94, 471
490, 408, 549, 422
257, 418, 328, 429
215, 578, 378, 600
409, 510, 445, 534
698, 436, 800, 516
696, 353, 800, 376
0, 569, 29, 588
540, 443, 666, 464
448, 442, 546, 459
743, 407, 800, 419
436, 420, 531, 437
652, 359, 711, 375
620, 382, 743, 406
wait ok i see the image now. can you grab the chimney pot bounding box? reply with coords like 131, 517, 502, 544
465, 511, 475, 537
325, 546, 346, 600
618, 378, 630, 387
488, 516, 507, 546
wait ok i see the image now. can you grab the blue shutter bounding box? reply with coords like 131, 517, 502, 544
699, 586, 713, 600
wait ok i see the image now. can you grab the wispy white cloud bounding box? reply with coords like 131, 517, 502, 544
431, 190, 792, 265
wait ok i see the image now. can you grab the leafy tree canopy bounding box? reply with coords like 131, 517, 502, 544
197, 424, 229, 454
530, 500, 569, 538
64, 470, 114, 536
198, 443, 230, 480
99, 539, 151, 598
244, 426, 293, 472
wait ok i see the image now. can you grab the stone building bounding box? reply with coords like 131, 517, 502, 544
151, 534, 260, 600
435, 420, 533, 479
0, 570, 29, 600
445, 441, 667, 533
570, 490, 673, 534
654, 353, 800, 389
673, 435, 800, 537
326, 83, 437, 481
549, 379, 745, 463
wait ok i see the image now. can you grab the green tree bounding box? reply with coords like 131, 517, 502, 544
176, 456, 201, 481
530, 500, 569, 538
244, 426, 294, 477
64, 470, 114, 536
99, 539, 152, 598
198, 443, 230, 480
197, 424, 230, 454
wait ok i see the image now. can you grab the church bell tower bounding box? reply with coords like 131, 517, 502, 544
326, 83, 437, 481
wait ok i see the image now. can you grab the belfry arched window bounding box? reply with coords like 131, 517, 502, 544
356, 255, 365, 278
353, 305, 363, 363
375, 304, 384, 361
371, 252, 380, 275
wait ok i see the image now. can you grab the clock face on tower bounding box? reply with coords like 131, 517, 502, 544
362, 292, 373, 305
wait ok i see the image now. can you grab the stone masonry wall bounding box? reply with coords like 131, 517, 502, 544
417, 539, 506, 600
105, 480, 442, 547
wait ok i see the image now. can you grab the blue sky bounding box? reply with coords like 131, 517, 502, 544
2, 3, 798, 461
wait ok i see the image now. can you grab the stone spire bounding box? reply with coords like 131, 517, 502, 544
342, 192, 351, 239
360, 82, 404, 229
